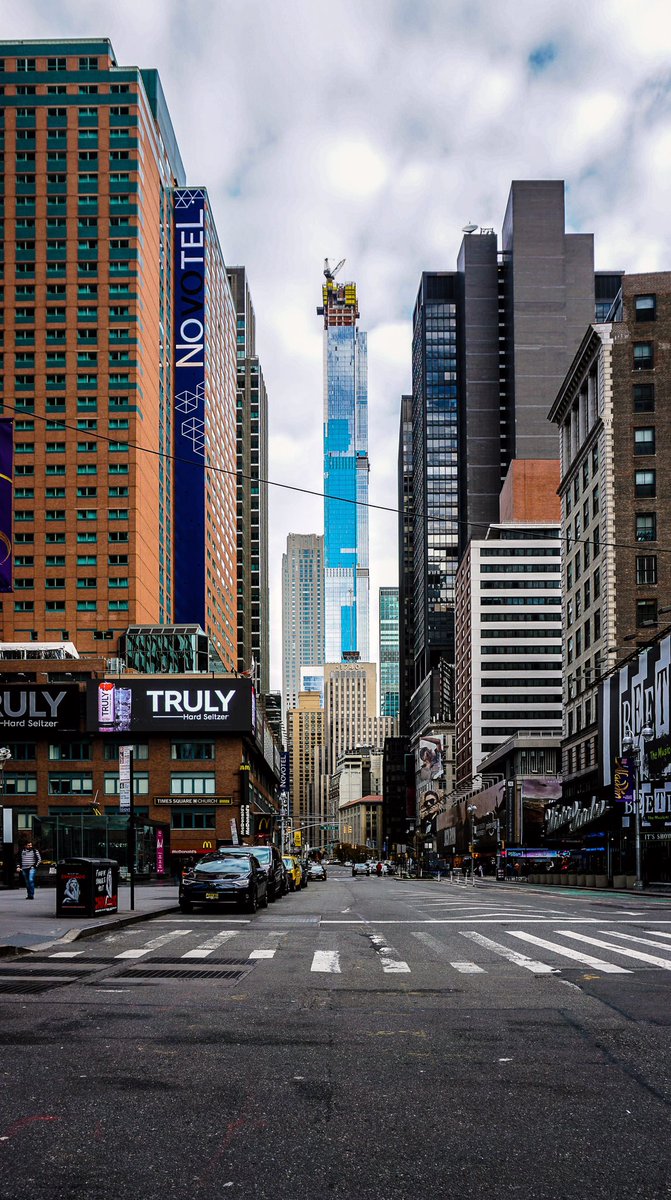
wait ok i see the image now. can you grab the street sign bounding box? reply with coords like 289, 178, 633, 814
118, 745, 132, 814
294, 831, 302, 848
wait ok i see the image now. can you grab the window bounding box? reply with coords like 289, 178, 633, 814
104, 772, 149, 796
637, 599, 658, 628
103, 743, 148, 761
635, 294, 656, 322
48, 772, 93, 795
635, 470, 656, 498
170, 774, 216, 796
48, 742, 92, 761
171, 809, 216, 830
171, 742, 215, 761
633, 342, 654, 370
593, 609, 601, 640
594, 568, 601, 599
634, 428, 655, 455
636, 556, 658, 586
633, 383, 655, 412
4, 773, 37, 795
636, 513, 657, 542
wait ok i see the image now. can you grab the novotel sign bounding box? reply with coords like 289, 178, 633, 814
173, 187, 207, 627
86, 679, 254, 735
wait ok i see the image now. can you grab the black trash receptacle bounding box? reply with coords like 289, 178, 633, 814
56, 858, 119, 918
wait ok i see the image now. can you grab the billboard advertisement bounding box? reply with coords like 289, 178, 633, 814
0, 419, 13, 592
599, 634, 671, 818
0, 685, 80, 733
173, 187, 207, 626
86, 679, 254, 735
416, 735, 443, 782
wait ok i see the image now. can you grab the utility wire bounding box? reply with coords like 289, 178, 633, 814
2, 399, 668, 559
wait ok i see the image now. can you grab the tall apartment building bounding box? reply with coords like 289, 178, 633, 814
318, 266, 369, 662
281, 533, 324, 726
379, 586, 400, 718
398, 394, 414, 725
0, 39, 239, 668
399, 181, 620, 740
455, 518, 563, 787
227, 266, 269, 695
324, 659, 376, 773
287, 690, 326, 842
550, 273, 671, 810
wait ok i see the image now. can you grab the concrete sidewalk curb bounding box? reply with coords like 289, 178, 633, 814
0, 902, 180, 959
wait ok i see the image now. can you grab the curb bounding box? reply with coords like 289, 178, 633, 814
0, 903, 180, 959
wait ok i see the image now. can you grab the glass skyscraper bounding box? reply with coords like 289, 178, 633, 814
379, 587, 400, 718
318, 267, 369, 662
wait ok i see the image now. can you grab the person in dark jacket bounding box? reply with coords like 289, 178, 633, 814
18, 841, 41, 899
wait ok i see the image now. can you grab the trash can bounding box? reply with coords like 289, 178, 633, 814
56, 858, 119, 918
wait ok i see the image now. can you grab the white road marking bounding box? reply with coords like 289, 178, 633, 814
558, 931, 671, 970
249, 949, 276, 959
311, 950, 341, 973
320, 917, 599, 925
369, 933, 411, 973
644, 930, 671, 939
506, 930, 631, 973
461, 931, 556, 974
48, 951, 84, 958
598, 931, 671, 953
182, 930, 240, 959
450, 962, 486, 974
115, 929, 191, 959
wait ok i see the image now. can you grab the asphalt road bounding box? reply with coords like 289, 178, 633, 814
1, 868, 670, 1200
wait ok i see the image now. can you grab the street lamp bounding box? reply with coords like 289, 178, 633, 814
0, 747, 12, 888
622, 721, 653, 890
467, 804, 477, 887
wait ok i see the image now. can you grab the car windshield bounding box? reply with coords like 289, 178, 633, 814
215, 846, 271, 865
194, 859, 250, 877
283, 858, 294, 868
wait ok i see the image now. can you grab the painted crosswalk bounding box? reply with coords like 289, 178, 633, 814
27, 925, 671, 984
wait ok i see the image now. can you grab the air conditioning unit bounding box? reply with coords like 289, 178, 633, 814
106, 657, 125, 674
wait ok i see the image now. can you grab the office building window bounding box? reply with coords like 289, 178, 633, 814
636, 556, 657, 586
634, 428, 655, 456
635, 294, 656, 322
170, 774, 216, 796
636, 513, 657, 542
633, 383, 655, 412
637, 599, 658, 628
635, 470, 656, 498
633, 342, 654, 370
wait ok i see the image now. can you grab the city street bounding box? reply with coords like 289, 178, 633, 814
1, 867, 670, 1199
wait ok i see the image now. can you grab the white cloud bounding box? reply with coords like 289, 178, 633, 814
5, 0, 671, 688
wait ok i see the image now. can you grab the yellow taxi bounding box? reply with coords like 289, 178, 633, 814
282, 855, 302, 892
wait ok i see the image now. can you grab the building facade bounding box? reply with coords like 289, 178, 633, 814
318, 267, 369, 662
281, 533, 324, 727
324, 659, 376, 773
379, 586, 400, 718
286, 690, 326, 848
227, 266, 270, 695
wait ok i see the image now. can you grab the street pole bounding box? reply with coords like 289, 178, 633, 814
467, 804, 477, 886
623, 721, 653, 890
0, 747, 12, 888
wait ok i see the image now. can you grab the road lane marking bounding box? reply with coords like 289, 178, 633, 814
506, 930, 631, 973
181, 930, 240, 959
311, 950, 340, 973
320, 917, 599, 925
115, 930, 192, 959
644, 930, 671, 938
368, 933, 411, 973
557, 931, 671, 969
597, 931, 671, 953
450, 962, 486, 974
461, 931, 556, 973
249, 949, 276, 959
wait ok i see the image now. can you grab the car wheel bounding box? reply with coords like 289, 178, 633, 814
268, 883, 277, 902
245, 889, 258, 914
179, 899, 193, 914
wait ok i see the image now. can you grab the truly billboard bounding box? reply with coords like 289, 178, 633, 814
0, 685, 80, 733
173, 187, 207, 626
86, 679, 254, 735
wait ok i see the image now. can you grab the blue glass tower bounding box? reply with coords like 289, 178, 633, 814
318, 264, 370, 662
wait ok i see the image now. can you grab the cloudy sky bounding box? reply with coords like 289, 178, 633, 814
5, 0, 671, 688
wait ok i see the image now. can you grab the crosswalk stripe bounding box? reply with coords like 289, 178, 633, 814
450, 962, 486, 974
311, 950, 340, 973
48, 951, 84, 958
461, 931, 556, 973
506, 931, 631, 973
249, 949, 276, 959
557, 931, 671, 970
115, 929, 191, 960
182, 931, 240, 959
369, 933, 410, 973
645, 930, 671, 939
597, 931, 671, 953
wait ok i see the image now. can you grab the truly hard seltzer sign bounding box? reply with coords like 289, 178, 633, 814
0, 685, 79, 732
86, 679, 254, 735
173, 187, 207, 626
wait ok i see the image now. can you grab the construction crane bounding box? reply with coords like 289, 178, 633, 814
323, 257, 346, 282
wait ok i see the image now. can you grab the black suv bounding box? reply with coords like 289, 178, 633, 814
215, 844, 286, 901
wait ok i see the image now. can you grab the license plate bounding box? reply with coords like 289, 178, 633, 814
205, 891, 220, 900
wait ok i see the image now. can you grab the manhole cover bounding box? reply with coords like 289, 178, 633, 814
118, 967, 248, 981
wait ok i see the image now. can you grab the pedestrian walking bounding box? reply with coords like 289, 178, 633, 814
18, 840, 41, 899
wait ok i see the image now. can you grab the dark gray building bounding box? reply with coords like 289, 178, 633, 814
227, 267, 270, 697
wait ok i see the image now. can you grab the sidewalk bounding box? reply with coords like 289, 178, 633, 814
0, 882, 179, 957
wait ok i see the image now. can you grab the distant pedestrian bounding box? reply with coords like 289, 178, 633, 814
18, 840, 41, 899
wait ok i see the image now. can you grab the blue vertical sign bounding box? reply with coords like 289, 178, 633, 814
173, 189, 207, 625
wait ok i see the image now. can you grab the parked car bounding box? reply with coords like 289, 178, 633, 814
299, 859, 310, 888
214, 843, 286, 900
352, 862, 370, 877
179, 853, 268, 914
308, 861, 327, 881
384, 862, 397, 876
283, 855, 302, 892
